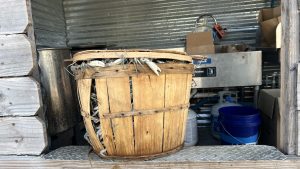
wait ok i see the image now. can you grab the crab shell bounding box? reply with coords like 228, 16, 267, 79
87, 60, 106, 67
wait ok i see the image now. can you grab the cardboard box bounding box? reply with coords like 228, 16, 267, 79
258, 6, 281, 22
258, 6, 281, 47
186, 31, 215, 55
260, 17, 281, 46
258, 89, 280, 147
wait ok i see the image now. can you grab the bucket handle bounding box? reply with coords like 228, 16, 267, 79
220, 122, 260, 145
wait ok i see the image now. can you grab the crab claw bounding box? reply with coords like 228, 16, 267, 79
106, 58, 124, 67
145, 61, 161, 76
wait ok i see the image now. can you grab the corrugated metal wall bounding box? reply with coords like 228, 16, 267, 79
32, 0, 67, 48
63, 0, 273, 49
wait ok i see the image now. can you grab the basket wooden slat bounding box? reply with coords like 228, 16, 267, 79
77, 79, 104, 154
74, 64, 194, 80
107, 77, 135, 156
163, 74, 192, 151
95, 79, 116, 155
132, 75, 165, 155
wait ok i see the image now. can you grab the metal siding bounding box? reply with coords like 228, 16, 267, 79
32, 0, 67, 48
64, 0, 272, 49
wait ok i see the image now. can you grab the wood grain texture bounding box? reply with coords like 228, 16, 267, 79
180, 74, 193, 143
74, 64, 194, 80
0, 77, 41, 116
72, 50, 192, 62
107, 77, 135, 156
0, 160, 300, 169
132, 75, 165, 155
280, 0, 299, 155
77, 79, 104, 154
0, 116, 47, 155
163, 74, 189, 151
0, 0, 30, 34
298, 64, 300, 156
0, 34, 34, 77
95, 78, 116, 155
297, 63, 300, 111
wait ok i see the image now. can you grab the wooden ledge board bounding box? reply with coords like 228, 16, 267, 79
0, 159, 299, 169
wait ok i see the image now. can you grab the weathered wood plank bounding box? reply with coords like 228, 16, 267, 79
280, 0, 299, 155
0, 34, 34, 77
0, 0, 30, 34
0, 116, 47, 155
297, 64, 300, 111
0, 160, 300, 169
298, 64, 300, 156
0, 77, 41, 116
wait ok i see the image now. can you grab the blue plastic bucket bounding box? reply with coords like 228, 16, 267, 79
219, 106, 261, 145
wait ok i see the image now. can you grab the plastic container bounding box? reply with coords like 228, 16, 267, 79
219, 106, 261, 145
184, 109, 198, 146
211, 91, 240, 139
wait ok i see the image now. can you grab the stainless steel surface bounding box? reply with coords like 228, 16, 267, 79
63, 0, 272, 49
38, 49, 77, 135
192, 51, 262, 88
32, 0, 67, 48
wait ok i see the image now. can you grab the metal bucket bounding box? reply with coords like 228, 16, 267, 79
38, 48, 78, 135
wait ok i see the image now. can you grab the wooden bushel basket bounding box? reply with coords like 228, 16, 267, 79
72, 50, 194, 159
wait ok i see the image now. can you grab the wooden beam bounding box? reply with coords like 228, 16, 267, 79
0, 160, 299, 169
0, 34, 35, 77
297, 65, 300, 110
0, 117, 47, 155
298, 64, 300, 156
280, 0, 300, 155
0, 0, 30, 34
0, 77, 41, 116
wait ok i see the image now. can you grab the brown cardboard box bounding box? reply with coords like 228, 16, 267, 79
261, 17, 281, 46
258, 6, 281, 22
186, 31, 215, 55
258, 89, 280, 147
258, 6, 281, 47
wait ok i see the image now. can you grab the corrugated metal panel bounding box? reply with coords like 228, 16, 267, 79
64, 0, 273, 49
32, 0, 67, 48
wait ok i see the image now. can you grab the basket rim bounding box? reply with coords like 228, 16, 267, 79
70, 49, 193, 62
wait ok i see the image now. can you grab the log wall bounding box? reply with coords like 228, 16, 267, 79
0, 0, 47, 155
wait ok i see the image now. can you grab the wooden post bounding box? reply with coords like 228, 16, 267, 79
280, 0, 300, 155
297, 64, 300, 156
